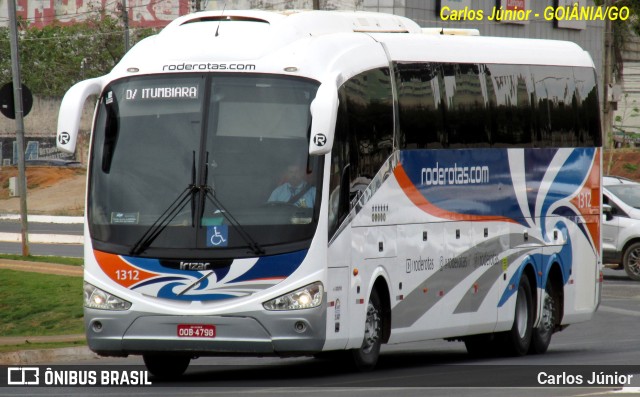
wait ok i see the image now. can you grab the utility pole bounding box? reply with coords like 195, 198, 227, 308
602, 0, 613, 150
122, 0, 130, 52
602, 0, 616, 175
7, 0, 30, 256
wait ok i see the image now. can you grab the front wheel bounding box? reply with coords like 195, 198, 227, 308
623, 242, 640, 281
143, 354, 191, 379
351, 289, 382, 371
464, 334, 499, 357
501, 276, 534, 356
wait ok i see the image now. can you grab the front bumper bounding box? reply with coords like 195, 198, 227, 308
85, 305, 326, 357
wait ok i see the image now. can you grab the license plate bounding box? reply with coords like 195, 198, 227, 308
177, 324, 216, 338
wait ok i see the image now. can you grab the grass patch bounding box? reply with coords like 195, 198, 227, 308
0, 341, 86, 353
0, 253, 83, 266
0, 270, 84, 337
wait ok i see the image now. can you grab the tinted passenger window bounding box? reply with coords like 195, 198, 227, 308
396, 62, 444, 148
485, 64, 533, 147
395, 62, 601, 149
444, 63, 490, 147
573, 67, 601, 146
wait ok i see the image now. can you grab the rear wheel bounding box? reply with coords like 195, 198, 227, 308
529, 282, 558, 354
351, 289, 382, 371
143, 354, 191, 379
501, 276, 534, 356
623, 242, 640, 281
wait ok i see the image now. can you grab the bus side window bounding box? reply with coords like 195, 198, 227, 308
443, 63, 490, 148
572, 66, 601, 147
396, 62, 445, 149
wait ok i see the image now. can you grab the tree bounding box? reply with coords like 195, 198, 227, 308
596, 0, 640, 82
0, 13, 156, 97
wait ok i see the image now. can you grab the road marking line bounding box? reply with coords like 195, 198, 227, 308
599, 305, 640, 317
0, 214, 83, 224
0, 232, 83, 244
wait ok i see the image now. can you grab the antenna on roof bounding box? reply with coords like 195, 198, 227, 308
215, 2, 227, 37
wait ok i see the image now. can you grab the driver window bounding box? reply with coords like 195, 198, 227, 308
329, 68, 394, 239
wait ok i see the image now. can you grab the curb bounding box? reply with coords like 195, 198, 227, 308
0, 346, 98, 365
0, 214, 83, 224
0, 334, 86, 346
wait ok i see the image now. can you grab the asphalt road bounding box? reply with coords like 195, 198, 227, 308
2, 270, 639, 397
0, 219, 83, 257
0, 221, 82, 235
0, 241, 83, 257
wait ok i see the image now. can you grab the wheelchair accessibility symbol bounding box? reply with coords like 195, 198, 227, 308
207, 225, 228, 247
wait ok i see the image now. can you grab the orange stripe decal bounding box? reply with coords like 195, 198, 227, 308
569, 148, 601, 253
94, 250, 159, 288
393, 163, 517, 224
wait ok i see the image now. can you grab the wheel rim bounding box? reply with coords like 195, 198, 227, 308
362, 301, 381, 354
627, 247, 640, 276
516, 287, 528, 339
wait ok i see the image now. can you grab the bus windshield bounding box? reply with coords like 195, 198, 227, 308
88, 74, 322, 257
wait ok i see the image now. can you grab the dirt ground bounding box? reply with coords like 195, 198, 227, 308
0, 166, 86, 215
604, 149, 640, 180
0, 149, 638, 216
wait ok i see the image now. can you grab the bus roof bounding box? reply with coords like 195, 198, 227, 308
111, 10, 595, 83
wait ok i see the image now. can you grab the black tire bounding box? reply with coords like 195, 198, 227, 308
464, 334, 498, 357
351, 289, 383, 371
623, 242, 640, 281
529, 282, 558, 354
143, 354, 191, 379
501, 275, 534, 356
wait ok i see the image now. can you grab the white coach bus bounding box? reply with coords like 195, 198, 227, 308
57, 10, 602, 377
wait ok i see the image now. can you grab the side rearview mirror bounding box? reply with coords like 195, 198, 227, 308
57, 77, 103, 153
603, 203, 614, 221
309, 75, 340, 156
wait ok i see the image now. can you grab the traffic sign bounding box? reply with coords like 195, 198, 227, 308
0, 82, 33, 119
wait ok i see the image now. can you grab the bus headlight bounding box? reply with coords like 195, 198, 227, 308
263, 282, 324, 311
84, 282, 131, 311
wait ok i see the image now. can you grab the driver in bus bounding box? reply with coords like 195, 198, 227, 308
268, 162, 316, 208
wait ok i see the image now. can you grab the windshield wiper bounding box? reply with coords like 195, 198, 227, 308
129, 185, 197, 256
130, 152, 198, 256
201, 185, 265, 256
131, 152, 265, 256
